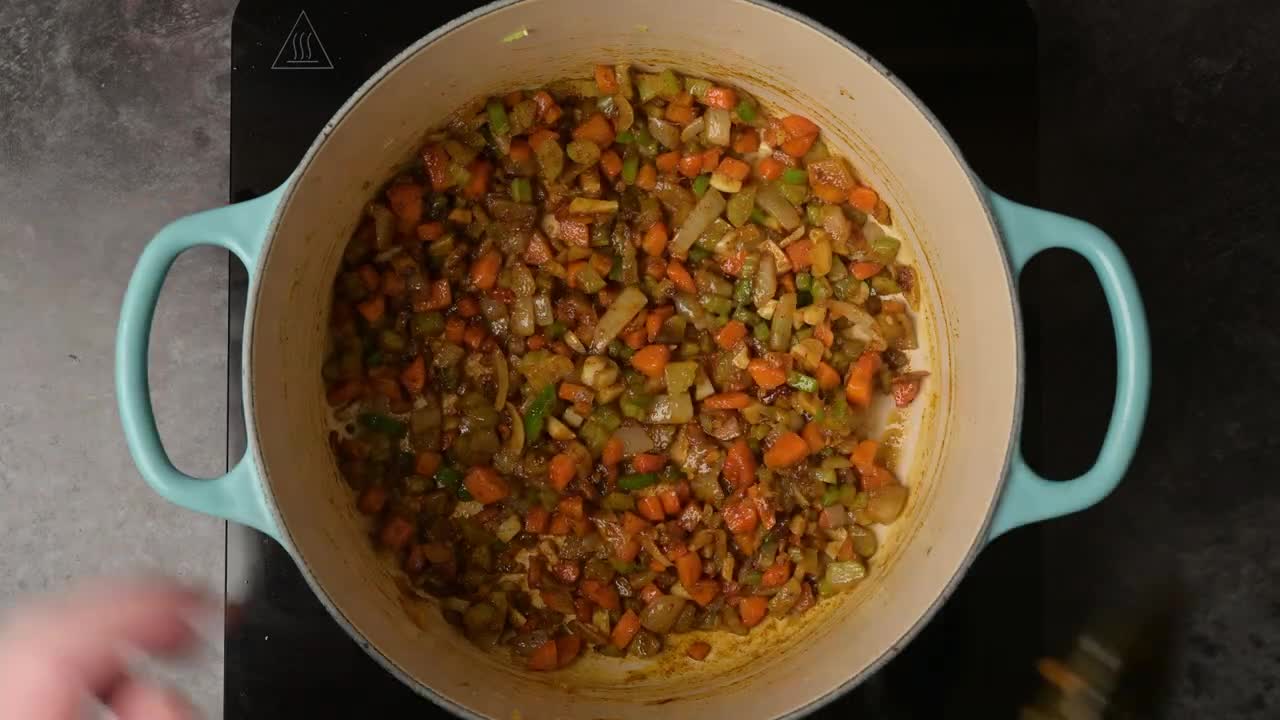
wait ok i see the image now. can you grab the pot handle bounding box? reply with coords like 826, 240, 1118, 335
985, 192, 1150, 540
115, 188, 285, 539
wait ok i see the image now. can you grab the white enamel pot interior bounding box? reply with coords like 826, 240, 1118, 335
240, 1, 1017, 716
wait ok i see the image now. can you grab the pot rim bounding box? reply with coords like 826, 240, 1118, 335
242, 0, 1023, 716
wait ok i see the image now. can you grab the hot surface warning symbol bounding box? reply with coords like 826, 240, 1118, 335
271, 11, 333, 70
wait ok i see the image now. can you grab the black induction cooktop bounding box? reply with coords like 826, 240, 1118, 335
227, 2, 1041, 717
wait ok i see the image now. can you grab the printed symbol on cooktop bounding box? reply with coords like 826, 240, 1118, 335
271, 11, 333, 70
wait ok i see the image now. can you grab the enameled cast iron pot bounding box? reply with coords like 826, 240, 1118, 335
116, 1, 1150, 717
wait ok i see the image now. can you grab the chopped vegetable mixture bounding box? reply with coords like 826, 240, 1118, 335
325, 63, 927, 670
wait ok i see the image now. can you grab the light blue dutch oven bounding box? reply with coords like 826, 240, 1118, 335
115, 0, 1149, 717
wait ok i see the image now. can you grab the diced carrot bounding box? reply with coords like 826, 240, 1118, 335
548, 512, 572, 536
444, 316, 465, 344
369, 377, 402, 403
454, 295, 479, 318
665, 102, 694, 125
503, 90, 524, 107
851, 439, 879, 473
501, 139, 532, 165
400, 355, 426, 394
526, 334, 547, 350
849, 186, 880, 213
464, 159, 492, 200
758, 156, 785, 181
532, 90, 562, 124
722, 439, 756, 491
414, 450, 442, 478
357, 264, 381, 291
781, 134, 818, 158
464, 466, 510, 505
701, 148, 723, 170
632, 453, 667, 473
852, 262, 883, 280
355, 295, 385, 323
524, 505, 550, 534
379, 516, 415, 550
781, 114, 820, 138
573, 112, 616, 147
327, 380, 363, 407
416, 221, 445, 242
658, 488, 681, 515
549, 453, 577, 492
722, 499, 759, 534
844, 352, 881, 407
528, 639, 558, 671
636, 163, 657, 191
556, 634, 583, 668
642, 221, 669, 256
381, 270, 406, 298
812, 182, 847, 204
802, 420, 825, 454
785, 238, 814, 269
704, 86, 738, 109
622, 511, 650, 537
715, 320, 748, 349
677, 154, 703, 178
738, 596, 769, 628
656, 151, 680, 173
636, 495, 666, 522
732, 128, 760, 154
559, 382, 594, 405
836, 536, 856, 561
616, 537, 641, 563
421, 278, 452, 311
600, 149, 623, 179
761, 559, 792, 588
469, 250, 502, 290
631, 344, 670, 379
703, 392, 751, 410
463, 324, 487, 350
357, 486, 388, 515
675, 551, 702, 590
423, 144, 451, 191
529, 128, 558, 153
815, 361, 841, 391
386, 183, 424, 225
716, 157, 751, 182
666, 261, 697, 292
747, 358, 787, 390
764, 432, 809, 468
687, 641, 712, 661
611, 609, 641, 649
558, 495, 585, 520
687, 579, 720, 607
622, 326, 648, 351
594, 64, 619, 94
603, 435, 625, 468
860, 465, 896, 492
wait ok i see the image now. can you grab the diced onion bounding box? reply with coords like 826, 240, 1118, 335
753, 253, 776, 307
671, 189, 726, 256
647, 116, 681, 150
705, 107, 731, 147
613, 425, 655, 455
591, 286, 648, 352
756, 183, 801, 231
680, 115, 706, 144
769, 292, 797, 351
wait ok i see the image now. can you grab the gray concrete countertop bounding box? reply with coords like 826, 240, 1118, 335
1, 1, 236, 715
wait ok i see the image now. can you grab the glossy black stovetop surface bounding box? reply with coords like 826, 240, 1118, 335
227, 1, 1042, 717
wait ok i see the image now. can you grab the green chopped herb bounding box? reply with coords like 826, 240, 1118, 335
692, 174, 711, 196
523, 383, 556, 442
622, 155, 639, 184
510, 177, 532, 203
359, 413, 406, 437
735, 99, 758, 123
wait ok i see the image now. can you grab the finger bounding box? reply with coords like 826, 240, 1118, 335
108, 680, 198, 720
0, 578, 210, 697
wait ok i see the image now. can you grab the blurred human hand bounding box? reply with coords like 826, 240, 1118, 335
0, 578, 209, 719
